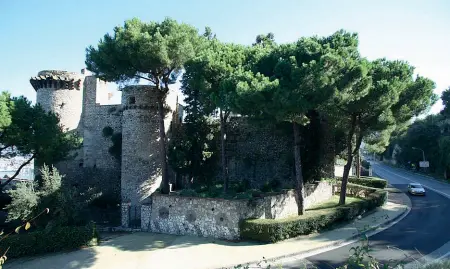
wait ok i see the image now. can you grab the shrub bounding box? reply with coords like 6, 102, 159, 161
260, 182, 272, 192
108, 132, 122, 160
343, 176, 388, 189
0, 222, 98, 259
179, 189, 198, 197
240, 186, 387, 242
89, 193, 120, 209
269, 179, 282, 192
6, 165, 92, 229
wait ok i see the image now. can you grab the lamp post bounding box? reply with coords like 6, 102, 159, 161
412, 147, 426, 162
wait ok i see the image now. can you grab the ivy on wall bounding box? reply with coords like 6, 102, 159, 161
102, 126, 122, 161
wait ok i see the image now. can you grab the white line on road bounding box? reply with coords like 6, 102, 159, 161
375, 164, 450, 266
374, 165, 450, 199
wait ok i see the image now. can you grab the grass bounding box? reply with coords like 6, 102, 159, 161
307, 196, 364, 211
244, 195, 368, 227
240, 190, 386, 242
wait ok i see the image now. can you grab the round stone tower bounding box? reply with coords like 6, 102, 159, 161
30, 70, 85, 131
30, 70, 85, 180
120, 85, 162, 226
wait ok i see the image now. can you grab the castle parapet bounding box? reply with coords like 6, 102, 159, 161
30, 70, 83, 91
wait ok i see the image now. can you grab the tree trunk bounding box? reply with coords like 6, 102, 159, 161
339, 114, 357, 205
0, 154, 35, 190
293, 122, 305, 215
157, 95, 170, 194
220, 110, 228, 193
356, 151, 361, 178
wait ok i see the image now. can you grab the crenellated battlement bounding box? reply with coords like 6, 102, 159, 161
30, 70, 83, 91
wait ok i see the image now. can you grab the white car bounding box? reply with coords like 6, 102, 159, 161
408, 183, 426, 196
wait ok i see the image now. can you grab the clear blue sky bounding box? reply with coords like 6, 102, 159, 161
1, 0, 449, 113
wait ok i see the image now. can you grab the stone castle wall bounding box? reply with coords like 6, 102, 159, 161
33, 70, 85, 180
81, 76, 122, 198
32, 69, 336, 232
120, 86, 179, 225
142, 181, 332, 240
226, 118, 293, 188
34, 70, 85, 132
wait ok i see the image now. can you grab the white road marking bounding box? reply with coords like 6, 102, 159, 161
375, 164, 450, 267
374, 164, 450, 199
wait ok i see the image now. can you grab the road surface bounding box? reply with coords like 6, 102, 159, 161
281, 162, 450, 268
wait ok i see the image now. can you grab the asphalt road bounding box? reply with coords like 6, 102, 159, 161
281, 162, 450, 269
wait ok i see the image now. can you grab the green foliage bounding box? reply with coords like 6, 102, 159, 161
102, 126, 114, 137
6, 165, 92, 229
0, 94, 80, 188
0, 222, 98, 259
181, 37, 250, 192
392, 115, 442, 172
345, 176, 387, 189
178, 189, 199, 197
329, 55, 436, 203
240, 185, 387, 242
5, 182, 38, 220
387, 87, 450, 177
86, 17, 204, 194
168, 117, 218, 187
86, 17, 202, 84
108, 132, 122, 161
0, 92, 12, 132
440, 87, 450, 117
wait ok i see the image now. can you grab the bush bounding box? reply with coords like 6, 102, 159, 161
89, 193, 120, 209
240, 185, 387, 242
0, 222, 98, 259
345, 176, 387, 189
6, 165, 92, 229
178, 189, 198, 197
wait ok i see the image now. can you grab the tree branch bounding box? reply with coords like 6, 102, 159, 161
0, 153, 36, 190
134, 74, 154, 83
0, 145, 10, 157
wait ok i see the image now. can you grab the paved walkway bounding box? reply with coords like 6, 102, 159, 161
5, 194, 408, 269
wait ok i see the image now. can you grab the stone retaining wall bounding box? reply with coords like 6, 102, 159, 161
141, 181, 332, 240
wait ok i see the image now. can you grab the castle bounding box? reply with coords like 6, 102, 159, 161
30, 69, 337, 230
30, 69, 182, 226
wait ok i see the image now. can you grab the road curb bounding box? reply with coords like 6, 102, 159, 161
219, 201, 411, 269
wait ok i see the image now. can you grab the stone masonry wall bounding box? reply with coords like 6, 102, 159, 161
121, 86, 178, 226
80, 76, 122, 198
226, 118, 293, 188
142, 181, 332, 240
34, 70, 85, 182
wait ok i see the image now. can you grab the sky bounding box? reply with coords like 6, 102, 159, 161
1, 0, 449, 113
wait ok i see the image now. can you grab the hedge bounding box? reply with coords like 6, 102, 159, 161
347, 176, 387, 189
0, 222, 99, 259
240, 184, 387, 242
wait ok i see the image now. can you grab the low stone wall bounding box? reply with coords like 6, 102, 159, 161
140, 181, 332, 240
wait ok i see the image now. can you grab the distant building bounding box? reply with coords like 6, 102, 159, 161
0, 175, 31, 190
0, 157, 34, 181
